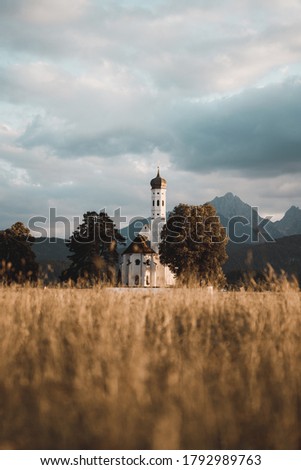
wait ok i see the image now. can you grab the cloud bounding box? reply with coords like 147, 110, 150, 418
1, 0, 301, 232
9, 76, 301, 179
1, 0, 301, 93
0, 0, 88, 22
170, 79, 301, 176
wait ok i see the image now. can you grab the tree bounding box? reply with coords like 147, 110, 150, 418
0, 222, 38, 284
60, 211, 125, 285
159, 203, 228, 286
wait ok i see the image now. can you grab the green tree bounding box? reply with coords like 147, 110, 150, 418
0, 222, 38, 284
61, 211, 125, 285
159, 203, 228, 286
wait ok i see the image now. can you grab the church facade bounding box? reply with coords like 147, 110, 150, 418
120, 169, 175, 287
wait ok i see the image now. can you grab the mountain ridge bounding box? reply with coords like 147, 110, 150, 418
209, 192, 301, 240
30, 192, 301, 283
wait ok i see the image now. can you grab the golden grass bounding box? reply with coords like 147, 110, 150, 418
0, 286, 300, 450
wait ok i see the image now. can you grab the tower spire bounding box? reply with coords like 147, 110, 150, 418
150, 168, 167, 221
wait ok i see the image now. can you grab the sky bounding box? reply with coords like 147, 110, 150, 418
1, 0, 301, 237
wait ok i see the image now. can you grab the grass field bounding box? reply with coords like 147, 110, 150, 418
0, 285, 300, 450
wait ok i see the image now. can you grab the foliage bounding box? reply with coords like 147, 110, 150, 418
159, 203, 228, 285
60, 211, 125, 285
0, 222, 38, 284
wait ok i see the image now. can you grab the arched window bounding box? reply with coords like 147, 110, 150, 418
157, 200, 160, 206
135, 259, 141, 265
135, 275, 139, 286
146, 275, 150, 286
153, 200, 155, 206
162, 200, 164, 206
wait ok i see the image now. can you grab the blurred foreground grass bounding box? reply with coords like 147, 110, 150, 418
0, 286, 300, 449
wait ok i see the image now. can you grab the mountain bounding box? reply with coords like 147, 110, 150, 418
209, 192, 282, 242
210, 195, 301, 283
210, 192, 258, 221
274, 205, 301, 237
210, 193, 301, 239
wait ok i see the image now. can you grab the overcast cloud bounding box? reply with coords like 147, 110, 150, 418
1, 0, 301, 235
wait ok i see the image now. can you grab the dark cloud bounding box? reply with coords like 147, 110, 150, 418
15, 79, 301, 178
17, 117, 171, 158
170, 79, 301, 176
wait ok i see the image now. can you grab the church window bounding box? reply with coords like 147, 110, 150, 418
135, 259, 141, 265
162, 200, 164, 206
146, 275, 150, 286
153, 200, 155, 206
146, 259, 150, 265
157, 213, 160, 216
157, 192, 159, 195
135, 275, 139, 286
157, 200, 160, 206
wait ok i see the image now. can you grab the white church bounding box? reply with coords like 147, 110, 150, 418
120, 169, 175, 287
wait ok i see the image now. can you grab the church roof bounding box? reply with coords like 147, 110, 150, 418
150, 168, 167, 189
122, 235, 156, 255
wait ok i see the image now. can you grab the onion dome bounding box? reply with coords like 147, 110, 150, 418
150, 168, 167, 189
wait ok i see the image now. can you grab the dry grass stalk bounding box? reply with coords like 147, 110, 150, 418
0, 279, 300, 449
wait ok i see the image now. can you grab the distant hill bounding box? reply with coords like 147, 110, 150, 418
32, 238, 70, 282
33, 237, 69, 261
224, 235, 301, 283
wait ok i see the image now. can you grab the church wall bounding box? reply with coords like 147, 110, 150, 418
121, 253, 151, 287
120, 251, 175, 287
121, 252, 159, 287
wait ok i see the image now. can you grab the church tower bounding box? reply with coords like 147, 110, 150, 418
120, 167, 175, 287
149, 168, 167, 253
150, 168, 167, 221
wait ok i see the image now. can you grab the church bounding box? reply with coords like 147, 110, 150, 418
120, 169, 175, 287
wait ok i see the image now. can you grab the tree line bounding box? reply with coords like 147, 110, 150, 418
0, 204, 228, 286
